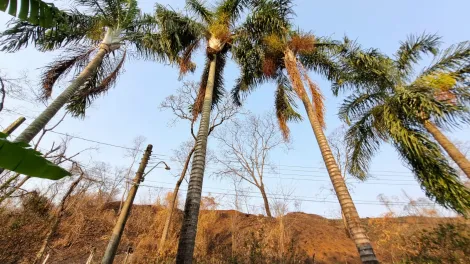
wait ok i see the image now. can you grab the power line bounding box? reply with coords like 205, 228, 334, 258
1, 109, 432, 177
136, 182, 436, 206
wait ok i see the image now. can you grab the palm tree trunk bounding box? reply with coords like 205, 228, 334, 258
424, 121, 470, 179
284, 51, 378, 263
176, 55, 217, 263
33, 174, 83, 264
159, 146, 195, 254
14, 46, 109, 144
259, 184, 272, 217
300, 93, 378, 263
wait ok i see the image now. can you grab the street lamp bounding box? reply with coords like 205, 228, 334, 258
143, 161, 171, 179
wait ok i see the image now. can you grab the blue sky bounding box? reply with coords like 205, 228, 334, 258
1, 0, 469, 218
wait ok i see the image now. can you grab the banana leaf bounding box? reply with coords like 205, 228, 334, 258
0, 132, 71, 180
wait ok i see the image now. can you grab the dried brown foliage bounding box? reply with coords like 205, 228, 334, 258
288, 34, 315, 54
41, 48, 95, 100
300, 65, 326, 128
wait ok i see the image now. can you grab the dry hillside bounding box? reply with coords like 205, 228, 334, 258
0, 194, 469, 264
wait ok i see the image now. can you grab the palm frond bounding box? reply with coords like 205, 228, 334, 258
41, 46, 95, 100
300, 65, 325, 128
178, 39, 200, 77
242, 0, 293, 39
332, 46, 396, 96
394, 33, 441, 78
345, 106, 385, 180
275, 74, 302, 141
215, 0, 249, 25
231, 36, 267, 105
154, 4, 205, 62
421, 41, 470, 77
299, 40, 345, 87
186, 0, 213, 24
386, 110, 470, 215
0, 9, 98, 52
339, 91, 386, 124
66, 51, 125, 117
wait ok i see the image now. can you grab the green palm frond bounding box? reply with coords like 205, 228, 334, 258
345, 106, 385, 180
387, 114, 470, 215
154, 4, 205, 61
332, 45, 396, 95
394, 33, 440, 78
339, 91, 386, 124
0, 10, 98, 52
421, 41, 470, 77
215, 0, 249, 25
186, 0, 213, 24
242, 0, 293, 39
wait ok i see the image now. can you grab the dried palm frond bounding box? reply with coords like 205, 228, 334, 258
289, 33, 315, 54
262, 55, 279, 77
41, 47, 95, 100
300, 64, 325, 128
178, 40, 200, 77
66, 51, 126, 117
283, 50, 305, 98
275, 77, 302, 141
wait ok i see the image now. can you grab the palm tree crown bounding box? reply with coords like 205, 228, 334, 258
336, 34, 470, 215
1, 0, 166, 117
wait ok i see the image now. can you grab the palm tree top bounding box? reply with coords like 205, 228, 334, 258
0, 0, 160, 54
337, 34, 470, 215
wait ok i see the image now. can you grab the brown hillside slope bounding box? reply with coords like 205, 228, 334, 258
0, 198, 468, 264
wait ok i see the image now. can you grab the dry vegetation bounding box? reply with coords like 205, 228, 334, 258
1, 189, 468, 264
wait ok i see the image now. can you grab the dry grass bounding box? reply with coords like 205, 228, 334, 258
1, 192, 469, 264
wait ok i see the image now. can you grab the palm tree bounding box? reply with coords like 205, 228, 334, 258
336, 34, 470, 215
232, 1, 378, 262
153, 0, 256, 261
335, 34, 470, 178
0, 0, 178, 188
0, 0, 169, 144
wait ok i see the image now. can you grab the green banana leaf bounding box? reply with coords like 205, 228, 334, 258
0, 0, 64, 28
0, 132, 71, 180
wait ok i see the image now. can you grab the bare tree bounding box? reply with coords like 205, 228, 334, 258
158, 81, 239, 252
0, 70, 34, 114
213, 113, 286, 217
0, 114, 95, 204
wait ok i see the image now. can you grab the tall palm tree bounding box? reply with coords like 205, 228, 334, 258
336, 34, 470, 215
0, 0, 169, 144
232, 1, 378, 262
153, 0, 254, 262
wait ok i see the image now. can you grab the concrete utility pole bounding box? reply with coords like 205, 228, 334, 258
101, 144, 153, 264
2, 116, 26, 135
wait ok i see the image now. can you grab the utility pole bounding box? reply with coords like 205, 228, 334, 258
101, 144, 153, 264
2, 116, 26, 135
